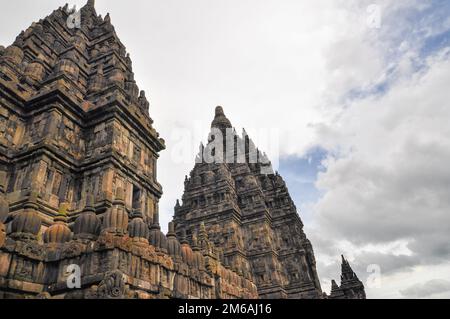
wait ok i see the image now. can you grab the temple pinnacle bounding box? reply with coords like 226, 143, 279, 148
211, 106, 232, 130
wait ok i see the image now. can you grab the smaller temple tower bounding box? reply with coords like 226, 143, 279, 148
329, 256, 366, 299
174, 106, 324, 299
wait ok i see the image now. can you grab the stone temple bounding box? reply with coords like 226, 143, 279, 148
0, 0, 365, 299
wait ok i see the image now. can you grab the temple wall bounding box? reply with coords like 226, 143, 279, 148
0, 218, 257, 299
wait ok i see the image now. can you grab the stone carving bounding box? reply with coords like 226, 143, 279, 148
0, 0, 360, 300
97, 270, 127, 299
62, 241, 84, 259
43, 204, 72, 244
10, 192, 42, 242
174, 107, 365, 299
73, 194, 101, 241
19, 241, 45, 260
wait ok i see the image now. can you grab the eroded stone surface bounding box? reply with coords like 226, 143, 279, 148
174, 107, 324, 299
0, 1, 257, 299
0, 0, 363, 300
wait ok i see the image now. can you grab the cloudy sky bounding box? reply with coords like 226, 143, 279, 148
1, 0, 449, 298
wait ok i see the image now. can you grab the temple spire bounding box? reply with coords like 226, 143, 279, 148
341, 255, 358, 281
211, 106, 232, 131
331, 280, 339, 291
152, 211, 160, 227
81, 0, 97, 15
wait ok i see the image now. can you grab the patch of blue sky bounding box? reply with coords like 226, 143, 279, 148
420, 30, 450, 57
343, 1, 450, 105
278, 147, 328, 223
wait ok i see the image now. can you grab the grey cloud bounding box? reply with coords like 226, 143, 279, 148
313, 51, 450, 251
310, 10, 450, 297
400, 279, 450, 299
352, 252, 419, 277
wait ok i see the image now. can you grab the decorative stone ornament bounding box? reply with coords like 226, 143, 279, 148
73, 194, 101, 240
128, 209, 149, 243
97, 270, 127, 299
43, 203, 72, 244
166, 222, 182, 262
180, 229, 194, 267
10, 192, 42, 241
148, 212, 168, 253
101, 187, 129, 236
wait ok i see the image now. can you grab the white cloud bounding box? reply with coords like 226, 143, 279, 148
310, 39, 450, 299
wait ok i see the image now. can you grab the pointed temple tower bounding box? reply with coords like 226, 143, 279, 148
0, 1, 365, 300
174, 107, 323, 299
0, 0, 163, 243
0, 1, 257, 299
329, 256, 366, 299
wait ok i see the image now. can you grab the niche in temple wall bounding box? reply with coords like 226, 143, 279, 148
111, 121, 156, 179
85, 121, 114, 159
55, 113, 85, 158
0, 105, 24, 148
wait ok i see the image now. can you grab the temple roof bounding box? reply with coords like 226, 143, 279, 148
0, 0, 164, 148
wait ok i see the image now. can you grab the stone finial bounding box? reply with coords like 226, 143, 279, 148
152, 211, 160, 226
102, 187, 128, 236
192, 233, 198, 249
166, 222, 182, 261
168, 221, 176, 235
129, 208, 149, 241
211, 106, 232, 130
149, 213, 168, 253
138, 90, 150, 111
331, 280, 339, 290
199, 222, 207, 236
43, 203, 72, 244
179, 228, 188, 245
180, 229, 194, 266
11, 193, 42, 239
73, 194, 100, 240
191, 232, 206, 270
